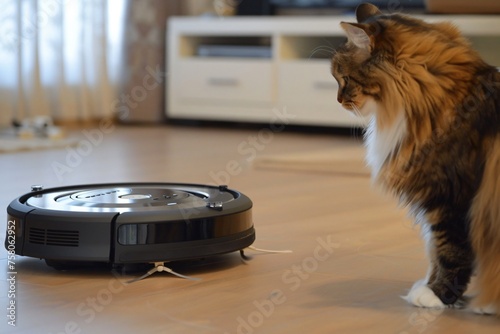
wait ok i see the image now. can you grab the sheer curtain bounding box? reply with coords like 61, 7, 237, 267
0, 0, 127, 126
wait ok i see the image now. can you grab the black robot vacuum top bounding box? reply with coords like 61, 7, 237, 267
5, 183, 255, 268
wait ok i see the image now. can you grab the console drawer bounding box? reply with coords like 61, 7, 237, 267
176, 59, 274, 104
278, 61, 338, 107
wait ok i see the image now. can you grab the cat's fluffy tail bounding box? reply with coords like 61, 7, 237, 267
470, 137, 500, 314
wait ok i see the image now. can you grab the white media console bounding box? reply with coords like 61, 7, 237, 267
166, 15, 500, 127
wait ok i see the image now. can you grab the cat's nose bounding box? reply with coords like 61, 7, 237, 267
337, 96, 343, 103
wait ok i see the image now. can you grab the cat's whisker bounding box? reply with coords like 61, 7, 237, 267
309, 45, 335, 59
347, 102, 371, 128
349, 102, 362, 118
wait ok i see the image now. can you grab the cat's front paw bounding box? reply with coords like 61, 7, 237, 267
402, 279, 446, 309
472, 304, 497, 315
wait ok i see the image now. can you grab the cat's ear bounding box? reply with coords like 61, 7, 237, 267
356, 3, 382, 23
340, 22, 372, 52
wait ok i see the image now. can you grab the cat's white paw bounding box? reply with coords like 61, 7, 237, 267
472, 304, 497, 315
402, 279, 446, 309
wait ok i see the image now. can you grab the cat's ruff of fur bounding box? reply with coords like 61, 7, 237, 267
364, 109, 406, 182
331, 3, 500, 315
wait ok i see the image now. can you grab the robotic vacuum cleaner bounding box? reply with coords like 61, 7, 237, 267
5, 183, 255, 269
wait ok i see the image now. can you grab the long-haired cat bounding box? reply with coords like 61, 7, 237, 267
331, 3, 500, 314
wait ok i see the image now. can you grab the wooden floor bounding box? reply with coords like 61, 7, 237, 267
1, 124, 499, 333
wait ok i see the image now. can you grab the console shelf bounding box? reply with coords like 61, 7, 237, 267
166, 15, 500, 127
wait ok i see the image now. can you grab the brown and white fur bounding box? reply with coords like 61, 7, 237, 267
331, 3, 500, 314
